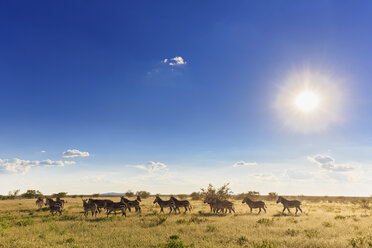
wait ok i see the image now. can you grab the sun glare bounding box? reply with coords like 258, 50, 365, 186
294, 91, 320, 112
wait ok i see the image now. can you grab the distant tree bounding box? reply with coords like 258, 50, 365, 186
92, 193, 100, 197
190, 192, 202, 200
201, 183, 232, 200
247, 191, 260, 198
136, 191, 150, 199
177, 194, 188, 200
8, 189, 20, 199
125, 190, 135, 197
268, 192, 278, 200
52, 192, 67, 198
21, 190, 43, 199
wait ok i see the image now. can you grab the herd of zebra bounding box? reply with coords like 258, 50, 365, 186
35, 195, 303, 217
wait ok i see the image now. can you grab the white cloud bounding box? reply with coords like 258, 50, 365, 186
233, 161, 257, 168
250, 173, 277, 181
308, 155, 354, 172
162, 56, 187, 66
134, 161, 167, 173
41, 150, 46, 153
0, 158, 76, 174
62, 149, 90, 158
285, 170, 313, 180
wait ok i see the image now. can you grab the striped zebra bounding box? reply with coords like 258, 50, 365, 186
45, 198, 63, 215
204, 197, 234, 214
35, 197, 44, 208
56, 197, 66, 208
170, 196, 192, 213
276, 196, 302, 214
104, 201, 128, 217
153, 196, 176, 214
242, 197, 267, 214
120, 196, 141, 212
82, 199, 98, 217
88, 199, 113, 214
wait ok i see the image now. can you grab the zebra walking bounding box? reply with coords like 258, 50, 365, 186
88, 199, 113, 214
120, 196, 141, 212
45, 198, 63, 215
35, 197, 44, 208
170, 196, 192, 213
242, 197, 267, 214
153, 196, 176, 214
82, 199, 98, 217
276, 196, 302, 214
104, 201, 128, 217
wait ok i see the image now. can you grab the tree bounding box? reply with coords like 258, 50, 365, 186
201, 183, 232, 200
52, 192, 67, 198
125, 190, 135, 197
8, 189, 20, 199
268, 192, 278, 200
190, 192, 202, 200
136, 191, 151, 199
21, 190, 43, 199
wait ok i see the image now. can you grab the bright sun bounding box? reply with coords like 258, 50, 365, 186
294, 91, 320, 112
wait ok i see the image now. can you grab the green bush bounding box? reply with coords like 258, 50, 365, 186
21, 190, 43, 199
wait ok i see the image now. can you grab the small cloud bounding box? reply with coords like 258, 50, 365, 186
134, 161, 167, 173
41, 150, 46, 153
285, 170, 313, 180
62, 149, 90, 158
308, 155, 354, 172
250, 173, 277, 181
233, 161, 257, 168
161, 56, 187, 66
0, 158, 76, 174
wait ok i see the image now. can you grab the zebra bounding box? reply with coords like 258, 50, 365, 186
88, 199, 113, 214
276, 196, 302, 214
170, 196, 192, 213
120, 196, 141, 212
242, 197, 267, 214
82, 199, 98, 217
56, 197, 66, 208
45, 198, 63, 215
204, 197, 234, 214
153, 196, 176, 214
104, 201, 128, 217
35, 197, 44, 208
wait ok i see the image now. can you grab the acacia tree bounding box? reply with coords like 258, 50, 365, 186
21, 190, 43, 199
201, 183, 233, 200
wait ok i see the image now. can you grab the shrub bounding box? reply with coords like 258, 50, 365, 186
206, 225, 216, 232
201, 183, 232, 201
136, 191, 151, 199
285, 229, 299, 237
177, 194, 188, 200
190, 192, 202, 200
335, 215, 346, 220
92, 193, 100, 197
21, 190, 43, 199
125, 190, 135, 197
8, 190, 20, 199
52, 192, 67, 198
158, 235, 192, 248
360, 199, 370, 209
304, 229, 319, 238
268, 192, 278, 200
237, 236, 248, 246
322, 222, 332, 227
253, 240, 277, 248
257, 218, 273, 225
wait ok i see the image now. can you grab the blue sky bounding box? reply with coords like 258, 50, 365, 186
1, 1, 372, 196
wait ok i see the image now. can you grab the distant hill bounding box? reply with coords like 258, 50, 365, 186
100, 192, 124, 196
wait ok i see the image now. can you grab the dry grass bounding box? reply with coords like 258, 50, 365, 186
0, 197, 372, 247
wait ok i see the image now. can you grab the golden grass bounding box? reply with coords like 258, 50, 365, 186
0, 197, 371, 247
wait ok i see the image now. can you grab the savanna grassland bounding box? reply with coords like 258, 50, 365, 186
0, 196, 372, 248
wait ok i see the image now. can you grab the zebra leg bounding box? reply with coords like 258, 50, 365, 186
258, 208, 261, 214
282, 207, 286, 213
250, 208, 252, 213
298, 206, 303, 213
263, 207, 266, 213
160, 207, 164, 213
295, 208, 298, 215
287, 208, 291, 214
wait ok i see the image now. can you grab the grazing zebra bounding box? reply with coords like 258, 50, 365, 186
242, 197, 267, 214
88, 199, 113, 213
276, 196, 302, 214
204, 197, 217, 213
170, 196, 192, 213
120, 196, 141, 212
82, 199, 98, 217
104, 201, 127, 217
153, 196, 176, 214
45, 198, 63, 215
35, 197, 44, 208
